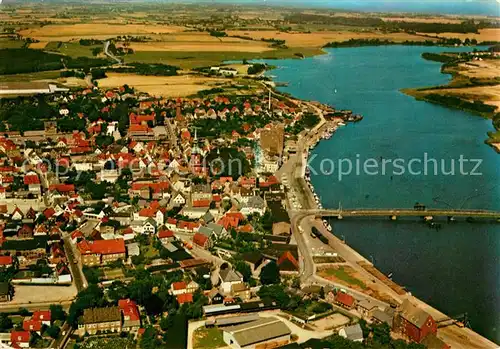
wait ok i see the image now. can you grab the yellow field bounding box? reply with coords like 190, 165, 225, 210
97, 73, 227, 97
424, 28, 500, 42
29, 41, 48, 49
458, 60, 500, 79
124, 41, 272, 53
381, 16, 463, 24
226, 30, 431, 47
19, 23, 186, 41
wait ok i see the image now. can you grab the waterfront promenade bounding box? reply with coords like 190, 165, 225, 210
303, 208, 500, 220
278, 102, 499, 349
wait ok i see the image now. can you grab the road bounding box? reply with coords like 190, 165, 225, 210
303, 208, 500, 220
104, 41, 122, 64
0, 301, 72, 313
62, 233, 88, 292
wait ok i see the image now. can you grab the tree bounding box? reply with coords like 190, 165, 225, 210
234, 260, 252, 282
45, 325, 61, 339
257, 284, 290, 308
259, 261, 280, 285
0, 313, 13, 331
372, 322, 391, 345
140, 326, 162, 349
49, 304, 66, 322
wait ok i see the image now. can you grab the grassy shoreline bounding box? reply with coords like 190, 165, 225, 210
400, 51, 499, 151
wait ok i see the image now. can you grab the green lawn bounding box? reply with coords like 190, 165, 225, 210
104, 268, 125, 280
0, 40, 25, 49
125, 47, 324, 69
193, 327, 226, 349
0, 70, 61, 82
45, 41, 101, 58
321, 266, 367, 290
79, 337, 136, 349
141, 243, 160, 259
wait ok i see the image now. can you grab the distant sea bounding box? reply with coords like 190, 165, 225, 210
175, 0, 499, 16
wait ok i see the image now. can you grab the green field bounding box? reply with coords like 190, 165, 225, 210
320, 266, 367, 290
103, 268, 125, 280
141, 243, 160, 259
0, 70, 61, 82
193, 327, 226, 349
125, 47, 324, 69
78, 337, 136, 349
0, 39, 26, 49
45, 41, 101, 58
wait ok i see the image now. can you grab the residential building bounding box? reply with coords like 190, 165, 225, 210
394, 299, 437, 343
219, 267, 243, 294
339, 324, 364, 342
78, 239, 126, 266
231, 283, 251, 301
10, 331, 30, 348
222, 317, 291, 349
193, 233, 212, 249
118, 299, 141, 333
177, 293, 193, 305
334, 292, 355, 309
78, 307, 122, 336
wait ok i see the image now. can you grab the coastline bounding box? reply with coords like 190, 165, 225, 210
292, 113, 499, 348
268, 62, 499, 346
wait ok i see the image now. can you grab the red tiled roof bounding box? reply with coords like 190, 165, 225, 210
32, 310, 51, 322
335, 292, 355, 308
139, 207, 156, 218
43, 207, 56, 219
129, 124, 150, 132
172, 281, 186, 291
23, 320, 42, 332
277, 251, 299, 270
193, 199, 210, 208
176, 293, 193, 305
49, 184, 75, 193
78, 239, 125, 256
0, 255, 12, 266
118, 299, 140, 321
218, 216, 239, 230
178, 221, 200, 231
11, 331, 30, 343
237, 224, 253, 233
23, 174, 40, 185
193, 233, 208, 247
158, 229, 174, 239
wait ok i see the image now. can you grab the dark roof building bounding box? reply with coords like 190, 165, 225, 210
223, 317, 291, 348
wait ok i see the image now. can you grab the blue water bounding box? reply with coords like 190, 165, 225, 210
260, 46, 500, 343
186, 0, 500, 16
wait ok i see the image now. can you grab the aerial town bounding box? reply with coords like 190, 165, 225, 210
0, 1, 499, 349
0, 76, 478, 349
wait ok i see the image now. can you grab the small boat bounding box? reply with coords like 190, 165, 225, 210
338, 122, 346, 126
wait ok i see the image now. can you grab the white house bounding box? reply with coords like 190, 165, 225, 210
219, 268, 243, 294
142, 219, 156, 234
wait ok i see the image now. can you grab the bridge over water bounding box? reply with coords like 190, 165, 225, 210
297, 208, 500, 221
